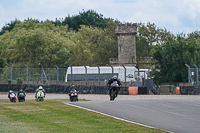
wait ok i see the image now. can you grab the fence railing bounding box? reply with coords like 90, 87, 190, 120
0, 67, 67, 85
0, 65, 143, 87
185, 64, 200, 86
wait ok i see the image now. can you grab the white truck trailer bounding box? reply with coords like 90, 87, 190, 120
65, 66, 149, 82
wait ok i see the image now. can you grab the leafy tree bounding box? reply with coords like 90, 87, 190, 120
187, 31, 200, 40
136, 22, 172, 58
0, 19, 21, 35
0, 20, 72, 67
61, 10, 116, 31
0, 18, 40, 35
150, 36, 200, 85
0, 40, 7, 68
67, 23, 117, 66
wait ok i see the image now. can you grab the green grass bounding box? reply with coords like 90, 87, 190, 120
0, 99, 167, 133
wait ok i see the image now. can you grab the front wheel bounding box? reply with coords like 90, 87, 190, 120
13, 98, 16, 102
110, 91, 116, 101
37, 97, 43, 102
73, 96, 78, 102
70, 96, 73, 102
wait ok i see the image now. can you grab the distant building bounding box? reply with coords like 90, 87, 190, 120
109, 23, 137, 66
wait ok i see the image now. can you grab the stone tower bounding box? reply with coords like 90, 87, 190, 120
109, 23, 137, 66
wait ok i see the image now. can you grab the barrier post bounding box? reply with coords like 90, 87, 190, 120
185, 64, 191, 86
7, 64, 12, 85
55, 64, 59, 85
96, 65, 100, 86
24, 64, 29, 85
68, 65, 73, 85
194, 64, 199, 94
122, 65, 126, 88
83, 65, 87, 86
110, 65, 113, 77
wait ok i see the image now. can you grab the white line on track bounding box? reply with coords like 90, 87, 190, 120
165, 111, 187, 117
63, 102, 173, 133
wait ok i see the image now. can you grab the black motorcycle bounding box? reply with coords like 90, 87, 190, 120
69, 88, 78, 102
109, 81, 120, 101
18, 92, 26, 102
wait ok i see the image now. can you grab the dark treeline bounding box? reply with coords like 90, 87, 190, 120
0, 10, 119, 35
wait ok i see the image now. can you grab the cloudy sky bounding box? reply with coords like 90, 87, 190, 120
0, 0, 200, 34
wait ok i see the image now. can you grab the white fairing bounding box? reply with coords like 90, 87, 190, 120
37, 91, 44, 98
10, 93, 15, 98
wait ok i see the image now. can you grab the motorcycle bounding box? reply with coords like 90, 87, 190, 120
109, 81, 120, 101
9, 92, 17, 102
18, 92, 25, 102
36, 91, 45, 102
69, 88, 78, 102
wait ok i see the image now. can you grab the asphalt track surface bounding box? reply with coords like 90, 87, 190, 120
64, 95, 200, 133
1, 93, 200, 133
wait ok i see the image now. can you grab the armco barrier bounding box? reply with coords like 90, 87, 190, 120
138, 86, 148, 94
177, 86, 199, 95
0, 84, 129, 95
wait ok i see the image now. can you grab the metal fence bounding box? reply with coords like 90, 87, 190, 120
186, 64, 200, 86
0, 65, 149, 87
0, 66, 67, 85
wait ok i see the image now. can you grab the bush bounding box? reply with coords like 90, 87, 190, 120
16, 77, 23, 84
7, 79, 11, 85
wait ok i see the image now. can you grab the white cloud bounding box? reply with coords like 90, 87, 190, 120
0, 0, 200, 34
183, 0, 200, 22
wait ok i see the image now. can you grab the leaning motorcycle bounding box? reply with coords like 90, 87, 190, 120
69, 88, 78, 102
9, 92, 17, 102
18, 92, 25, 102
36, 90, 45, 102
109, 81, 120, 101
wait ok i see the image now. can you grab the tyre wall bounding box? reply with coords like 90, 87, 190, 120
176, 86, 200, 95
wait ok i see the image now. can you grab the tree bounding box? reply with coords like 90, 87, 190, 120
0, 19, 21, 35
66, 23, 117, 66
0, 39, 7, 68
0, 20, 72, 67
187, 31, 200, 40
150, 36, 200, 85
136, 22, 172, 58
61, 9, 116, 31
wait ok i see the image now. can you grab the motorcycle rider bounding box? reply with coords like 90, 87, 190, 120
107, 75, 121, 97
17, 89, 26, 97
35, 86, 46, 99
68, 85, 78, 96
8, 90, 16, 99
17, 89, 26, 101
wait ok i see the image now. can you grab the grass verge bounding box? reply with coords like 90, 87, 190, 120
0, 99, 167, 133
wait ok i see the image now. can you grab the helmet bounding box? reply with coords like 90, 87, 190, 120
9, 90, 13, 93
112, 75, 118, 81
71, 85, 76, 88
20, 89, 23, 92
39, 86, 43, 90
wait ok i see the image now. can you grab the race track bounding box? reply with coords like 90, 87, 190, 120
65, 95, 200, 133
1, 93, 200, 133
